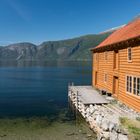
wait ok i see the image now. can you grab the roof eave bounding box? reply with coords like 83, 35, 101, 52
91, 35, 140, 53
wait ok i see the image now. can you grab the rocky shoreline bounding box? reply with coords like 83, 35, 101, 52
68, 85, 140, 140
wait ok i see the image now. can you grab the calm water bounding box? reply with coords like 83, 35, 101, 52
0, 61, 92, 118
0, 61, 97, 140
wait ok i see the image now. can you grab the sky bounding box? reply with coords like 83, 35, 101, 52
0, 0, 140, 46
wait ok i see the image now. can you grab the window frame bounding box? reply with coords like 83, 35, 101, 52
127, 47, 132, 62
126, 75, 140, 97
126, 75, 132, 93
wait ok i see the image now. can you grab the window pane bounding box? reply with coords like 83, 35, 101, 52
137, 78, 140, 96
130, 76, 132, 93
128, 48, 132, 61
133, 77, 136, 94
127, 76, 129, 92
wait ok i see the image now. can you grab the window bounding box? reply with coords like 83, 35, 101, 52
126, 76, 132, 93
105, 52, 107, 60
104, 74, 107, 83
134, 77, 140, 96
126, 75, 140, 96
137, 78, 140, 96
128, 47, 132, 61
133, 77, 137, 94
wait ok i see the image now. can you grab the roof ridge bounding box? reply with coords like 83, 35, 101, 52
94, 17, 140, 50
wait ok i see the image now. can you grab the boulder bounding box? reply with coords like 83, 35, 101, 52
89, 104, 93, 108
118, 134, 128, 140
109, 122, 116, 132
86, 108, 90, 115
94, 105, 98, 110
102, 132, 110, 140
96, 115, 102, 126
101, 121, 109, 131
110, 131, 118, 140
89, 108, 95, 114
120, 128, 128, 135
114, 125, 121, 133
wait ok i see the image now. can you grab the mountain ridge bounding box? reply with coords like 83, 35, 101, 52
0, 32, 115, 61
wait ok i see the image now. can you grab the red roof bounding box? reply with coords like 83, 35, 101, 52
95, 17, 140, 49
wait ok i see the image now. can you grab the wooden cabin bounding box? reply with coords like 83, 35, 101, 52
91, 17, 140, 112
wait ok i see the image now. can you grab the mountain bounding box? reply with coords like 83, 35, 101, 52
0, 43, 38, 60
37, 32, 112, 61
0, 32, 114, 61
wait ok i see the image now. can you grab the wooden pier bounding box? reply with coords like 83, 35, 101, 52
68, 85, 137, 140
68, 85, 108, 118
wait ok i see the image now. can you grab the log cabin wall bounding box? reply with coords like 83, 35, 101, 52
93, 51, 114, 93
92, 45, 140, 112
118, 45, 140, 112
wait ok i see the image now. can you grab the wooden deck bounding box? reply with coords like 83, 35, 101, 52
68, 86, 108, 105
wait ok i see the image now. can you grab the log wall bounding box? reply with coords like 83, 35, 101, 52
92, 45, 140, 112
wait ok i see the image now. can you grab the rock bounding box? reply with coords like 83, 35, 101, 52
96, 115, 102, 126
86, 108, 90, 114
89, 108, 95, 114
97, 132, 109, 140
106, 97, 115, 101
94, 111, 100, 116
100, 112, 104, 116
89, 104, 93, 108
114, 125, 121, 133
94, 105, 98, 110
101, 121, 109, 131
86, 134, 92, 138
102, 132, 110, 140
78, 129, 82, 133
118, 134, 128, 140
110, 131, 118, 140
120, 128, 128, 135
87, 116, 92, 122
97, 133, 101, 140
109, 122, 115, 132
66, 132, 77, 136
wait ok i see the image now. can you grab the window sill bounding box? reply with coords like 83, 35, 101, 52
126, 92, 140, 99
128, 60, 132, 63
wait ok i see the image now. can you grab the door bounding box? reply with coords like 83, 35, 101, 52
95, 72, 98, 86
113, 76, 118, 97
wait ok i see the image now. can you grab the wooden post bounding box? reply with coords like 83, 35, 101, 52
76, 91, 78, 126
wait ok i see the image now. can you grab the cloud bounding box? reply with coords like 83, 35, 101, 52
6, 0, 30, 22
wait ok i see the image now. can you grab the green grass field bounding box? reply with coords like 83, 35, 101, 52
120, 117, 140, 140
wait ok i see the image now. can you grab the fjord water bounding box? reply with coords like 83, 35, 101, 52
0, 61, 96, 139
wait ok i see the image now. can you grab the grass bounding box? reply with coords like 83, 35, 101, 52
119, 117, 140, 140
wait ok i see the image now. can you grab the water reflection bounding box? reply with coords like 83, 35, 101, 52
0, 60, 92, 68
0, 61, 92, 117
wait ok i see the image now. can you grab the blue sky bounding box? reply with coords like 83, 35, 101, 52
0, 0, 140, 45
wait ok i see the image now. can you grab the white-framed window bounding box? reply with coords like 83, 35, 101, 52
126, 76, 132, 93
133, 77, 140, 96
126, 75, 140, 96
127, 47, 132, 61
